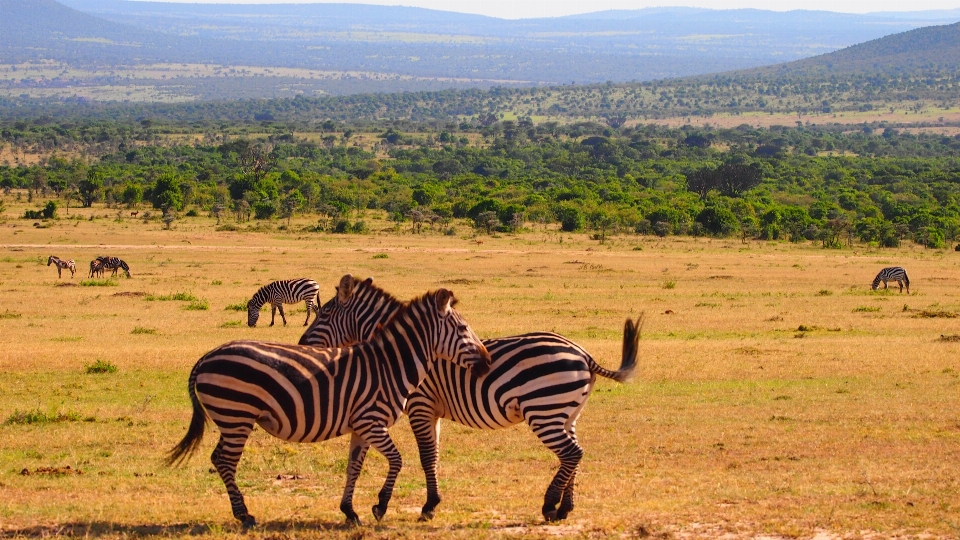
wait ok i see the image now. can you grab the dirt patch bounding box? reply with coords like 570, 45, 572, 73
914, 310, 957, 319
54, 282, 77, 287
938, 334, 960, 342
112, 291, 147, 297
20, 466, 82, 476
439, 278, 481, 285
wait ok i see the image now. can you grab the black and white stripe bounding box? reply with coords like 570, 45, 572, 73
300, 275, 642, 522
247, 279, 321, 327
92, 256, 131, 278
872, 266, 910, 293
167, 289, 491, 526
47, 256, 75, 279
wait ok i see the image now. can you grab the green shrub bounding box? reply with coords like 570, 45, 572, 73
225, 302, 247, 311
85, 359, 118, 374
131, 326, 157, 334
4, 409, 83, 425
184, 299, 210, 311
80, 278, 118, 287
373, 253, 389, 259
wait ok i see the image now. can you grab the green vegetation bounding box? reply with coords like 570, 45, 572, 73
130, 326, 157, 335
84, 359, 117, 374
145, 292, 197, 302
3, 409, 83, 426
80, 278, 118, 287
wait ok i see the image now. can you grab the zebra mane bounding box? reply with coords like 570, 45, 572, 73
367, 288, 457, 342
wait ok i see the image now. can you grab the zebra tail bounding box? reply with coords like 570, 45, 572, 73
588, 313, 644, 383
166, 362, 208, 466
903, 270, 910, 287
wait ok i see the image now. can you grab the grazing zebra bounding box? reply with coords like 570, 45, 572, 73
96, 256, 131, 278
247, 279, 320, 327
47, 256, 75, 279
300, 275, 642, 522
872, 266, 910, 293
167, 289, 491, 527
88, 259, 104, 278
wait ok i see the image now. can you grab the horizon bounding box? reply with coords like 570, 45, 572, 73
115, 0, 960, 20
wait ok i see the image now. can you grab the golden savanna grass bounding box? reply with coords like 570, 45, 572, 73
0, 202, 958, 539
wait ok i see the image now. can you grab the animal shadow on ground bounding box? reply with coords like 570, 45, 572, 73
0, 519, 353, 538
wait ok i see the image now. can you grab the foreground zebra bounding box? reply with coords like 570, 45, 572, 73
47, 256, 75, 279
872, 266, 910, 293
300, 275, 642, 522
168, 288, 491, 526
247, 278, 320, 327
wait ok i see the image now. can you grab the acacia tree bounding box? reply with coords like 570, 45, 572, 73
78, 171, 103, 207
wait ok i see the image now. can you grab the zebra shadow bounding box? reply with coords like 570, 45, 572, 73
0, 519, 356, 538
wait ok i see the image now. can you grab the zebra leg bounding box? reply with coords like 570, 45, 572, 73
277, 304, 288, 326
269, 304, 277, 326
408, 413, 442, 521
210, 432, 257, 528
556, 464, 579, 520
358, 425, 403, 522
340, 432, 370, 526
897, 280, 904, 293
530, 421, 584, 522
302, 301, 312, 326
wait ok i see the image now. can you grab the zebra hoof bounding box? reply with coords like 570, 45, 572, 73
555, 508, 572, 520
418, 510, 435, 522
240, 515, 257, 529
542, 509, 559, 522
372, 504, 386, 522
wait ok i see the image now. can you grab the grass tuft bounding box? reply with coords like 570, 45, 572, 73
662, 280, 677, 289
818, 289, 833, 296
0, 310, 22, 319
853, 306, 881, 313
80, 278, 118, 287
372, 253, 389, 259
225, 303, 247, 311
4, 409, 83, 425
84, 359, 118, 374
145, 292, 198, 302
183, 299, 209, 311
131, 326, 157, 335
220, 320, 243, 328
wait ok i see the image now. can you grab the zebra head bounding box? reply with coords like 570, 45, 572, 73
306, 275, 377, 347
426, 288, 491, 377
246, 299, 261, 327
47, 256, 56, 266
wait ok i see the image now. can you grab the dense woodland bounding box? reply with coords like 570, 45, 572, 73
3, 117, 960, 248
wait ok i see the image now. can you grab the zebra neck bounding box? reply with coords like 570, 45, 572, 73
363, 313, 434, 404
359, 298, 404, 341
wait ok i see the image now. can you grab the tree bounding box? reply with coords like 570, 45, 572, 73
716, 163, 762, 197
78, 171, 103, 208
475, 211, 500, 234
151, 174, 184, 211
685, 168, 718, 200
121, 183, 143, 208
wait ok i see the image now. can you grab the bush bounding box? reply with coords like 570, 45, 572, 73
555, 205, 584, 232
85, 359, 118, 374
253, 200, 277, 220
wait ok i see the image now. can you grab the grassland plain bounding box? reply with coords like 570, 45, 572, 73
0, 207, 958, 539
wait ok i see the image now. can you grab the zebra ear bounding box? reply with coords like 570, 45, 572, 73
337, 274, 356, 304
435, 288, 454, 314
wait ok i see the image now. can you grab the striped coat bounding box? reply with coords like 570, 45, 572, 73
47, 256, 75, 278
872, 266, 910, 293
247, 279, 320, 327
300, 275, 641, 521
168, 289, 491, 526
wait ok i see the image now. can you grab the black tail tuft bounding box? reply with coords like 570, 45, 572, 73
613, 313, 644, 383
166, 365, 207, 467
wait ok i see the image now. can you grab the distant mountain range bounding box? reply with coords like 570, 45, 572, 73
7, 0, 960, 85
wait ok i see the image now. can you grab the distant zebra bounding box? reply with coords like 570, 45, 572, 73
247, 278, 320, 327
300, 275, 642, 522
47, 256, 75, 279
88, 259, 104, 278
872, 266, 910, 293
167, 289, 491, 527
95, 256, 131, 278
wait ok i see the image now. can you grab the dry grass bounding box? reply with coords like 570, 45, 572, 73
0, 201, 959, 539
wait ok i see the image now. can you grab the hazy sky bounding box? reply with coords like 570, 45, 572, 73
139, 0, 960, 19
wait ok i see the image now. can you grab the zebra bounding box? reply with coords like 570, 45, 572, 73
167, 289, 491, 527
47, 256, 75, 279
88, 259, 104, 278
872, 266, 910, 293
95, 256, 131, 278
300, 275, 642, 522
247, 279, 320, 327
